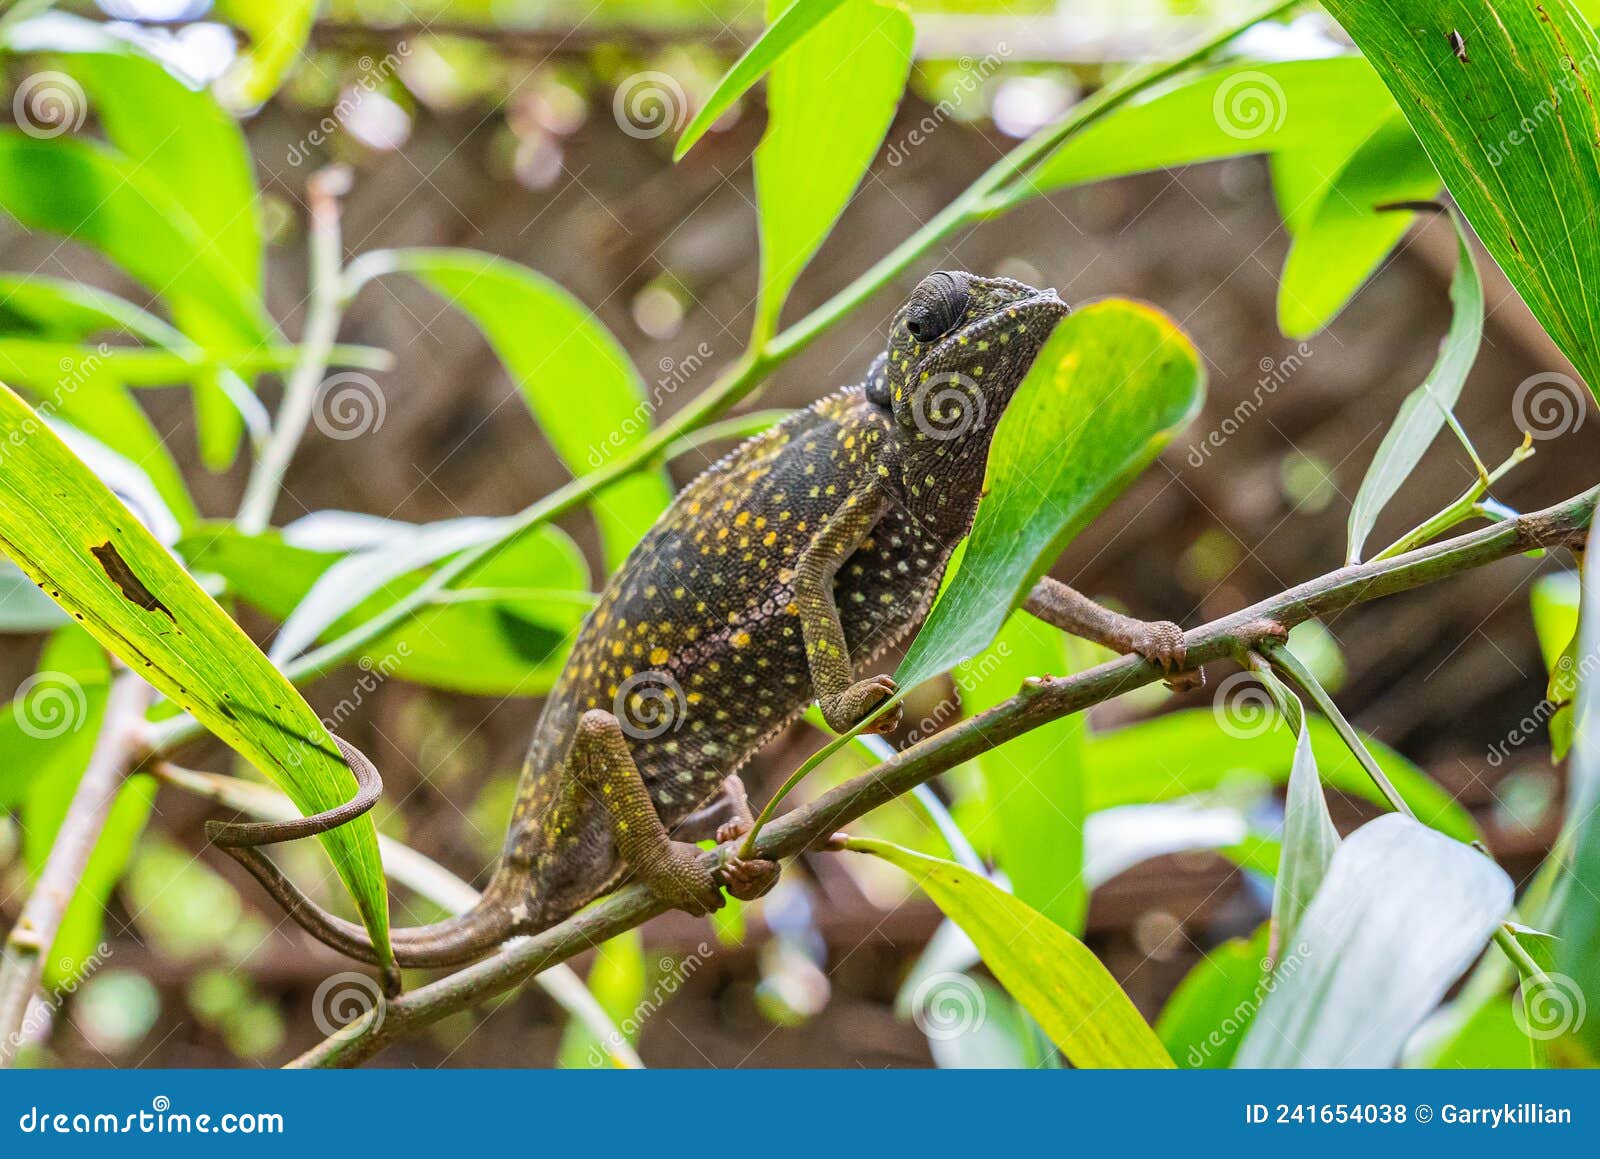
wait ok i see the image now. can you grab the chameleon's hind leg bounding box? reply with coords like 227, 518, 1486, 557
1023, 576, 1202, 690
794, 483, 902, 734
569, 709, 725, 916
713, 774, 780, 901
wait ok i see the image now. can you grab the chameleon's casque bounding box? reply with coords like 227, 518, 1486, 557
214, 272, 1074, 972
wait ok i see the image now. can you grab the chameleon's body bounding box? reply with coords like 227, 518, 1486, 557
218, 273, 1186, 974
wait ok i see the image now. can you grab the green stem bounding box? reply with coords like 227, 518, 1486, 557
1373, 434, 1535, 561
1261, 639, 1415, 818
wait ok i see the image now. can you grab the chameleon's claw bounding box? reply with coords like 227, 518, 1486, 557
715, 810, 781, 901
1126, 619, 1204, 691
821, 674, 901, 734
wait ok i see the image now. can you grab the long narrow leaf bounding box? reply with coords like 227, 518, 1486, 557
848, 837, 1174, 1068
0, 383, 392, 965
1346, 210, 1482, 564
674, 0, 849, 160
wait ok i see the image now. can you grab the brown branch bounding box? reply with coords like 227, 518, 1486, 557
0, 672, 150, 1061
287, 485, 1598, 1068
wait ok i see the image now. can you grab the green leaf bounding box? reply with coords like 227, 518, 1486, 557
1346, 210, 1482, 564
1558, 519, 1600, 1057
752, 0, 913, 339
0, 625, 108, 810
1158, 925, 1270, 1069
1082, 709, 1479, 843
674, 0, 850, 160
897, 299, 1204, 690
0, 383, 392, 966
0, 131, 273, 469
1531, 571, 1581, 760
1272, 717, 1339, 960
961, 613, 1087, 932
1009, 57, 1398, 207
0, 559, 68, 633
1273, 112, 1440, 338
1235, 814, 1512, 1067
180, 521, 592, 697
362, 249, 672, 572
48, 36, 266, 464
212, 0, 319, 107
847, 837, 1175, 1067
557, 930, 648, 1069
1322, 0, 1600, 396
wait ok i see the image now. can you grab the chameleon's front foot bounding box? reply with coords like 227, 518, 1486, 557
713, 776, 780, 901
819, 674, 902, 734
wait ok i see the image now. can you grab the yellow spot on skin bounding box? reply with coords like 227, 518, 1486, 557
763, 531, 777, 546
734, 511, 751, 527
650, 647, 670, 665
732, 631, 751, 648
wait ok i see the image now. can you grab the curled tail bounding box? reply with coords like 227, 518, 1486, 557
207, 736, 516, 983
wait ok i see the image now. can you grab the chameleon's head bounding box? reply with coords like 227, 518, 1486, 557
868, 270, 1068, 530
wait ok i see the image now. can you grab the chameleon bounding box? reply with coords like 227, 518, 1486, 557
212, 271, 1189, 980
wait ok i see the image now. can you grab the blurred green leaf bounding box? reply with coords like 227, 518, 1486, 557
1532, 571, 1581, 760
1323, 0, 1600, 396
1558, 521, 1600, 1058
558, 930, 647, 1069
848, 837, 1174, 1067
960, 612, 1086, 932
1273, 112, 1440, 338
0, 559, 69, 633
1235, 814, 1512, 1067
361, 249, 672, 572
1346, 209, 1481, 564
180, 520, 592, 697
752, 0, 912, 338
213, 0, 319, 107
675, 0, 849, 160
897, 299, 1203, 690
1272, 716, 1339, 960
1007, 57, 1397, 207
0, 383, 391, 967
0, 129, 273, 469
1158, 925, 1270, 1069
1084, 708, 1479, 843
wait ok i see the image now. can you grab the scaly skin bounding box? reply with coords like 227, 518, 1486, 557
215, 272, 1190, 974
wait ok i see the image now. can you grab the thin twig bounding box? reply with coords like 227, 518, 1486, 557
0, 673, 151, 1059
286, 485, 1598, 1068
235, 166, 354, 535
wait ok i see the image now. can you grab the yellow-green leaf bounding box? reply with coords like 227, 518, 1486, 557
0, 382, 391, 967
847, 837, 1174, 1067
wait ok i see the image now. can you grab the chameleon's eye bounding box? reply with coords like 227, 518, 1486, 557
904, 271, 970, 343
